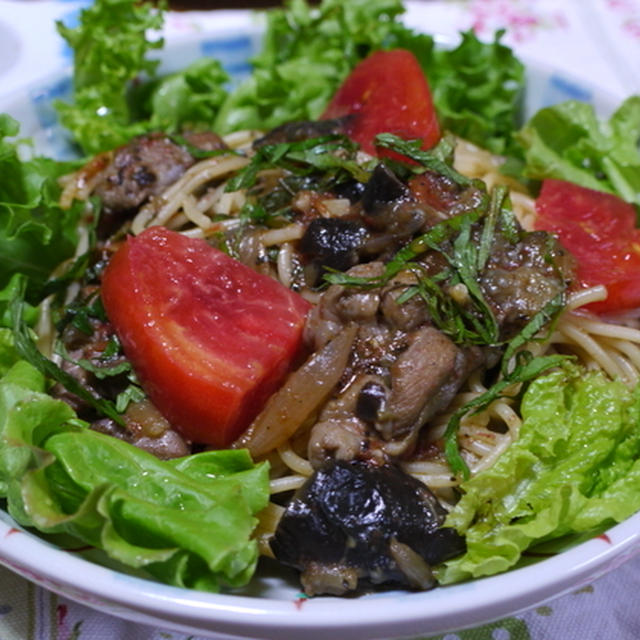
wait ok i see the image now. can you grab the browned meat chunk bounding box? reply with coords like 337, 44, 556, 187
359, 165, 430, 257
304, 263, 486, 462
86, 131, 227, 238
181, 130, 229, 152
92, 400, 190, 460
379, 275, 432, 332
340, 164, 487, 264
408, 169, 485, 217
373, 326, 478, 440
481, 230, 575, 339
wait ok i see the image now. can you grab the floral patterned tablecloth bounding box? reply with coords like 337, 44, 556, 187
0, 1, 640, 639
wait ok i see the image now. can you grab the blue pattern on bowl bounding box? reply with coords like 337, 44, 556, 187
31, 76, 72, 129
547, 73, 593, 104
200, 35, 255, 86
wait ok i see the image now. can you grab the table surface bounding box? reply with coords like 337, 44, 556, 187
0, 1, 640, 639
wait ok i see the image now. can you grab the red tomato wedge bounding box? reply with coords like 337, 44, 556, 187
320, 49, 440, 156
101, 226, 311, 447
534, 179, 640, 314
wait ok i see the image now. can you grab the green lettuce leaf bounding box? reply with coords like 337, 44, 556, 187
214, 0, 426, 134
0, 328, 21, 378
516, 96, 640, 208
54, 0, 525, 157
55, 0, 165, 154
147, 58, 230, 133
0, 357, 270, 591
426, 30, 525, 156
437, 368, 640, 584
0, 115, 84, 303
56, 0, 232, 154
0, 274, 38, 328
214, 1, 524, 156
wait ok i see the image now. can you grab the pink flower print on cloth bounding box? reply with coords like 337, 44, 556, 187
464, 0, 569, 42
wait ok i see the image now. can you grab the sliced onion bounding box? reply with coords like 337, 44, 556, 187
234, 324, 357, 458
389, 537, 436, 590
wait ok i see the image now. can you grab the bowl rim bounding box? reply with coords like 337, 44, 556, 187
1, 509, 639, 639
1, 15, 639, 640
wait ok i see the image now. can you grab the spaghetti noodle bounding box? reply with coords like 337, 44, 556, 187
57, 133, 640, 516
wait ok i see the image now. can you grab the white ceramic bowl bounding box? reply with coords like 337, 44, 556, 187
1, 14, 638, 640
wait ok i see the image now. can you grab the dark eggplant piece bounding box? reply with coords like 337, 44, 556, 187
270, 459, 465, 596
252, 117, 351, 148
361, 163, 411, 215
355, 380, 388, 424
332, 179, 367, 204
359, 164, 428, 245
299, 218, 367, 284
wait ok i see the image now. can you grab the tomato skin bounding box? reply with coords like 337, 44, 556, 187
101, 226, 311, 447
534, 179, 640, 314
321, 49, 440, 156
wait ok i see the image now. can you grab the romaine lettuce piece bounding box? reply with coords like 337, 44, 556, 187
0, 115, 84, 305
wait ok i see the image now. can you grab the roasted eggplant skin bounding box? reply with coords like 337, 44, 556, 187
270, 459, 466, 596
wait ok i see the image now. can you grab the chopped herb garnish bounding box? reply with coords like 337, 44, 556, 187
225, 135, 373, 193
10, 276, 125, 426
500, 292, 566, 377
325, 197, 505, 345
56, 289, 107, 336
478, 185, 508, 270
115, 382, 146, 413
375, 134, 473, 187
55, 339, 131, 381
444, 351, 572, 479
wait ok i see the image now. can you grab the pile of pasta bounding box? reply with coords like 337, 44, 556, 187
58, 133, 640, 550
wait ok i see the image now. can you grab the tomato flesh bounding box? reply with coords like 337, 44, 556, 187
321, 49, 440, 156
534, 179, 640, 314
101, 226, 311, 447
